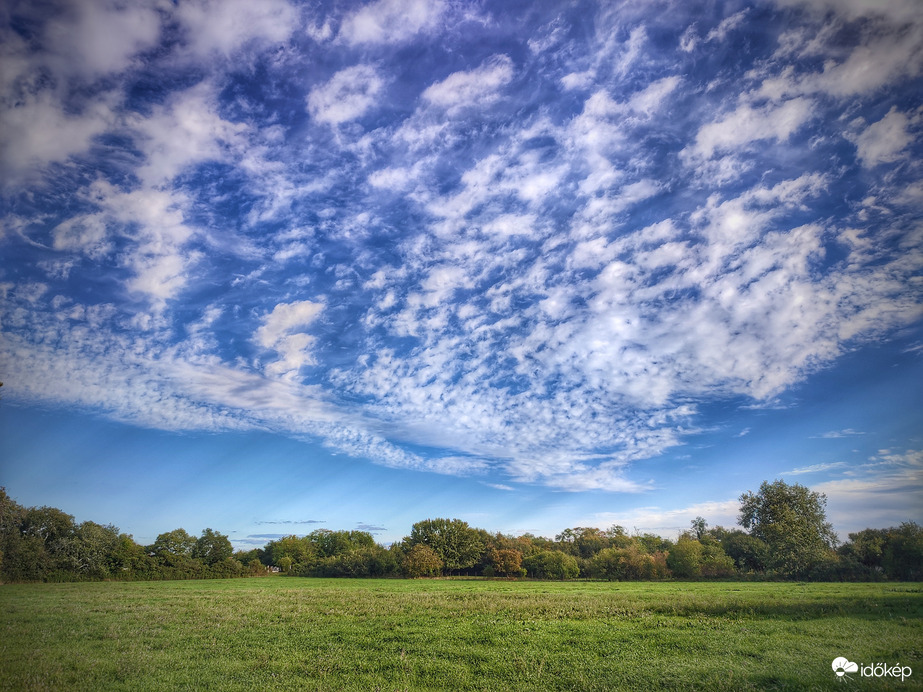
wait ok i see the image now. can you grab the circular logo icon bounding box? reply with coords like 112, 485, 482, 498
832, 657, 859, 678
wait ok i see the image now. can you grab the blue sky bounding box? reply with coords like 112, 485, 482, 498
1, 0, 921, 549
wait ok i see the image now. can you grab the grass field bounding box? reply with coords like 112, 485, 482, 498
1, 578, 921, 691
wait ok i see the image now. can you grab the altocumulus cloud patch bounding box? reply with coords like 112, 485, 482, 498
1, 0, 921, 496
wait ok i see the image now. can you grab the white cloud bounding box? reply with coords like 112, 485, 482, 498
421, 55, 514, 113
256, 300, 324, 380
813, 429, 866, 439
132, 83, 248, 187
0, 90, 114, 184
627, 76, 681, 116
308, 65, 385, 125
541, 464, 652, 493
764, 3, 923, 100
560, 71, 595, 91
679, 25, 698, 53
812, 450, 923, 533
613, 26, 647, 78
100, 183, 198, 306
129, 251, 196, 305
35, 81, 256, 308
339, 0, 446, 46
852, 107, 914, 167
368, 165, 418, 191
587, 499, 741, 536
809, 33, 923, 97
176, 0, 298, 59
774, 0, 923, 25
52, 214, 110, 259
4, 0, 923, 500
44, 0, 162, 79
705, 9, 749, 44
343, 135, 920, 487
257, 300, 324, 349
783, 461, 849, 474
686, 97, 815, 160
424, 456, 490, 475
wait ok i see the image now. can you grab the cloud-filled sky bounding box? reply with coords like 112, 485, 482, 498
1, 0, 921, 548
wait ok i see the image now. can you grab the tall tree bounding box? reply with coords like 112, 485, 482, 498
739, 480, 837, 576
690, 516, 708, 540
53, 521, 120, 578
407, 518, 484, 573
266, 535, 314, 569
151, 528, 197, 566
193, 528, 233, 566
22, 506, 75, 546
308, 529, 375, 557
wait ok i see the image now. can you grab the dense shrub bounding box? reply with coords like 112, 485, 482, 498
523, 550, 579, 580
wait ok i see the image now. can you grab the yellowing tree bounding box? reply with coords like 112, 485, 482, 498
403, 543, 442, 578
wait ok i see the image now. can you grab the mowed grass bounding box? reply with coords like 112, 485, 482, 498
1, 579, 921, 691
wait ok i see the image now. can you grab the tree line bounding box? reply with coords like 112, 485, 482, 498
1, 481, 920, 583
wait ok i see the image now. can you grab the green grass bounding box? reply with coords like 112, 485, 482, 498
1, 579, 921, 691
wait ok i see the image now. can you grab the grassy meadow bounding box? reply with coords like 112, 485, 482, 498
1, 578, 921, 691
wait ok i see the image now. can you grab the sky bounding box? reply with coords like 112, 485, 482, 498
1, 0, 921, 550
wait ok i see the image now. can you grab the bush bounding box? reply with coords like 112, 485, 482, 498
403, 544, 443, 578
523, 550, 579, 580
588, 545, 670, 581
667, 536, 703, 578
883, 522, 923, 580
490, 549, 525, 577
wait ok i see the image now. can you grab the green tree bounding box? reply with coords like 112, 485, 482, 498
0, 487, 26, 581
403, 543, 442, 578
716, 528, 767, 573
308, 529, 375, 557
690, 516, 708, 540
838, 527, 888, 572
53, 521, 120, 579
109, 533, 151, 576
22, 506, 75, 547
407, 518, 484, 574
152, 529, 196, 560
3, 534, 47, 582
523, 550, 579, 580
193, 528, 233, 566
207, 557, 243, 578
666, 535, 703, 577
636, 533, 673, 554
234, 548, 262, 565
699, 536, 736, 577
739, 480, 837, 577
151, 528, 198, 574
882, 522, 923, 581
266, 535, 314, 570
